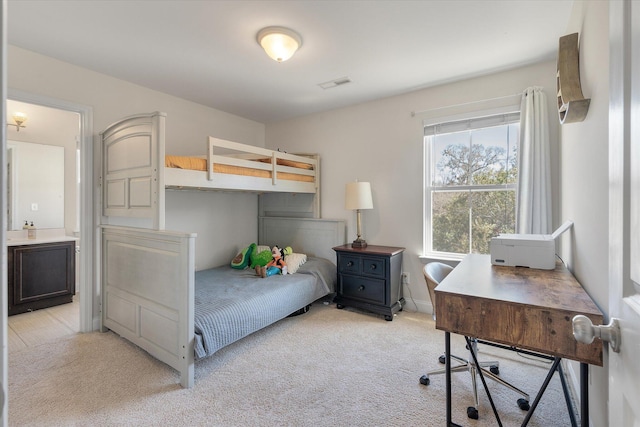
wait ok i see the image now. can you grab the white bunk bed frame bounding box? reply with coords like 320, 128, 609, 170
101, 111, 320, 230
99, 112, 343, 388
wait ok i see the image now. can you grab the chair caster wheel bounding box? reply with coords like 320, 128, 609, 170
490, 365, 499, 375
517, 398, 530, 411
336, 304, 344, 309
419, 375, 430, 386
467, 406, 479, 419
438, 355, 446, 364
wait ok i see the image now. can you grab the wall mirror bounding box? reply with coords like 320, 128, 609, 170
7, 140, 65, 230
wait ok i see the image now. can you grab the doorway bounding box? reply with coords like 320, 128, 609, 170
7, 90, 94, 334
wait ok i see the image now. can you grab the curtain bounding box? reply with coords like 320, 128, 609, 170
517, 86, 552, 234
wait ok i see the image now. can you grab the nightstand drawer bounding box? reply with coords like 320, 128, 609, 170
341, 275, 385, 304
338, 255, 361, 274
361, 257, 385, 278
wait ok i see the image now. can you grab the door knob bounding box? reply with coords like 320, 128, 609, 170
572, 315, 621, 353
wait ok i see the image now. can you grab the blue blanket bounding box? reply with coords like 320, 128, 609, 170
194, 257, 335, 359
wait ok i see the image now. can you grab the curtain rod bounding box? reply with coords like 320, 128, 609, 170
410, 92, 523, 117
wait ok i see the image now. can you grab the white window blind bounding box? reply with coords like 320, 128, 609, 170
424, 112, 521, 136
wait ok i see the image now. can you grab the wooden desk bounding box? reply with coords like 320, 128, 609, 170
435, 254, 603, 426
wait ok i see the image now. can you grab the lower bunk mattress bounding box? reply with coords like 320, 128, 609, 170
194, 257, 335, 359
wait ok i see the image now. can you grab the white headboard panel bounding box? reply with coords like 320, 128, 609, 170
101, 112, 166, 230
258, 217, 345, 263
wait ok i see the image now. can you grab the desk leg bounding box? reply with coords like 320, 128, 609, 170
444, 332, 462, 427
580, 363, 588, 427
445, 332, 453, 426
521, 357, 562, 426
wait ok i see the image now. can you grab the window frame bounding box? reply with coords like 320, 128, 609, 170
422, 108, 521, 259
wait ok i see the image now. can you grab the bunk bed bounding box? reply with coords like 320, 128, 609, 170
101, 111, 320, 229
99, 112, 344, 388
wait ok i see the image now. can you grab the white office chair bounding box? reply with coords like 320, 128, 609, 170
419, 262, 530, 420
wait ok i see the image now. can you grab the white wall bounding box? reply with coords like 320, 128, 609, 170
266, 61, 559, 313
7, 45, 266, 271
560, 2, 610, 426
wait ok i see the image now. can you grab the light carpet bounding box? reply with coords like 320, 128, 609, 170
9, 301, 575, 426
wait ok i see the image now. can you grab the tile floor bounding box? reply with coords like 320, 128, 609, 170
7, 297, 79, 354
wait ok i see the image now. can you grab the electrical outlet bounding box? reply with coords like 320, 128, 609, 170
401, 272, 410, 285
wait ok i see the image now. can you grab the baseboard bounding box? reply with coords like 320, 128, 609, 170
402, 296, 433, 316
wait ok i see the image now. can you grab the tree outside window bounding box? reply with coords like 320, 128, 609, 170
424, 115, 519, 256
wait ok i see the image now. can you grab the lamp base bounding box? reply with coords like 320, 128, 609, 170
351, 239, 368, 248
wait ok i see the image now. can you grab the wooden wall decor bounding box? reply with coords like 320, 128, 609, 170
557, 32, 590, 124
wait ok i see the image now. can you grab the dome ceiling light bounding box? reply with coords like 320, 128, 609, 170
257, 26, 302, 62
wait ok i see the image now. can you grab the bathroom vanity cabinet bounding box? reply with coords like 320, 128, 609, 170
8, 240, 76, 316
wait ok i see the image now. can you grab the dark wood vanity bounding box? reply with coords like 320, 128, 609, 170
8, 239, 76, 316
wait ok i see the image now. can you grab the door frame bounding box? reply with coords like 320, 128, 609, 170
1, 2, 8, 424
8, 89, 94, 332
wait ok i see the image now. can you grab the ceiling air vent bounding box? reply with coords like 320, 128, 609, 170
318, 77, 352, 90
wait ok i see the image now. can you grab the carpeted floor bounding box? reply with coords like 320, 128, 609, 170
8, 301, 575, 426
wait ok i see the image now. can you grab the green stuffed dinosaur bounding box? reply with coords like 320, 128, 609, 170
250, 248, 273, 269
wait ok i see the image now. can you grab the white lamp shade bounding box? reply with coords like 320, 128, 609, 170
345, 182, 373, 210
257, 27, 302, 62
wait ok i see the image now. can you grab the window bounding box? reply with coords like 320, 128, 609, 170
424, 111, 520, 257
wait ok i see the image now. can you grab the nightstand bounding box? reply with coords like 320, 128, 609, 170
332, 244, 405, 321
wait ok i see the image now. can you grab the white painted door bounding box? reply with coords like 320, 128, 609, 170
609, 1, 640, 425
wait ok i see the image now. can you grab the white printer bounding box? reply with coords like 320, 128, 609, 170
490, 221, 573, 270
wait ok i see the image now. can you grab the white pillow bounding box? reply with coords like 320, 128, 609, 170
285, 253, 307, 274
256, 245, 271, 254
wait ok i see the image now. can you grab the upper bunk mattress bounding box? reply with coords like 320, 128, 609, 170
165, 155, 315, 182
194, 257, 335, 359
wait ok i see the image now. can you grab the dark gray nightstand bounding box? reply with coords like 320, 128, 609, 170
332, 244, 405, 321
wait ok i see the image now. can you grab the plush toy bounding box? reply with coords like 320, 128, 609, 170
256, 246, 288, 277
230, 243, 255, 269
250, 248, 273, 269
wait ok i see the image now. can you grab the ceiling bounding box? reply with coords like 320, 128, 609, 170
7, 0, 574, 123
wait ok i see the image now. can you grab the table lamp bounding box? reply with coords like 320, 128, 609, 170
345, 181, 373, 248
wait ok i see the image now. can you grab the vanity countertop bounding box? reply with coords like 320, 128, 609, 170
6, 229, 78, 247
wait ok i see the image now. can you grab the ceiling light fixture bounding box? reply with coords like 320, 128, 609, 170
7, 112, 27, 132
257, 26, 302, 62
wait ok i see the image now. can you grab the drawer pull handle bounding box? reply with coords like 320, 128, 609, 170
370, 264, 377, 270
347, 261, 354, 267
358, 285, 365, 291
